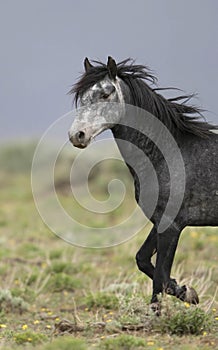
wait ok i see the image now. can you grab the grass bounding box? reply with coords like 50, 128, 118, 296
0, 142, 217, 349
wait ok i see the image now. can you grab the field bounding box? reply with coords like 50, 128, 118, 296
0, 142, 217, 349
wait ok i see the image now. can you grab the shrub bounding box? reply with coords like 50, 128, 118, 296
99, 334, 146, 350
45, 273, 82, 292
41, 336, 87, 350
14, 331, 47, 345
154, 301, 214, 335
84, 292, 119, 310
0, 289, 28, 314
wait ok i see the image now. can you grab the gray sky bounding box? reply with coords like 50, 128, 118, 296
1, 0, 218, 141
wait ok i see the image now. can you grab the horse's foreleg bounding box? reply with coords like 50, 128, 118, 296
135, 225, 180, 295
151, 225, 181, 312
151, 225, 199, 313
135, 226, 157, 279
136, 225, 199, 315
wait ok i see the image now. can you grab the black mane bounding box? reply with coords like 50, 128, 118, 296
70, 58, 218, 137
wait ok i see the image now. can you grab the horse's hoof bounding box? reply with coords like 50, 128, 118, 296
150, 302, 161, 316
164, 278, 178, 296
177, 285, 199, 304
184, 286, 199, 304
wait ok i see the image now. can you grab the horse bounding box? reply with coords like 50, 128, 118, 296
68, 56, 218, 314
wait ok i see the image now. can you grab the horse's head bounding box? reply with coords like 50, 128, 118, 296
69, 57, 125, 148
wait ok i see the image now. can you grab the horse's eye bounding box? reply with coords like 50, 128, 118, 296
101, 86, 115, 99
102, 93, 110, 99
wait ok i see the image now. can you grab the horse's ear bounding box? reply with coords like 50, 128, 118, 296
107, 56, 117, 80
84, 57, 93, 72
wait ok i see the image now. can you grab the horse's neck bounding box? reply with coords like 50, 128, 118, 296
111, 124, 161, 174
111, 124, 164, 209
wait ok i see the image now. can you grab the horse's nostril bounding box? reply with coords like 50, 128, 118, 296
76, 130, 85, 143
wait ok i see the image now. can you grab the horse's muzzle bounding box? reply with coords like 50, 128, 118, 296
68, 130, 90, 148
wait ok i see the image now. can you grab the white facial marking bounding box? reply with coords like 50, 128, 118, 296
69, 75, 125, 148
91, 84, 99, 91
112, 77, 125, 106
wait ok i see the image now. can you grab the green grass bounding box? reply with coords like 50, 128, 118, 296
0, 142, 217, 349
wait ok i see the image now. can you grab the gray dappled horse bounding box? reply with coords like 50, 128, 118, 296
69, 57, 218, 314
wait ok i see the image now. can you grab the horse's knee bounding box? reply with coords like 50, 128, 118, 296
135, 251, 145, 272
135, 251, 153, 277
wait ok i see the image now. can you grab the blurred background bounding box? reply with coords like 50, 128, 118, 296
0, 0, 218, 141
0, 2, 217, 348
